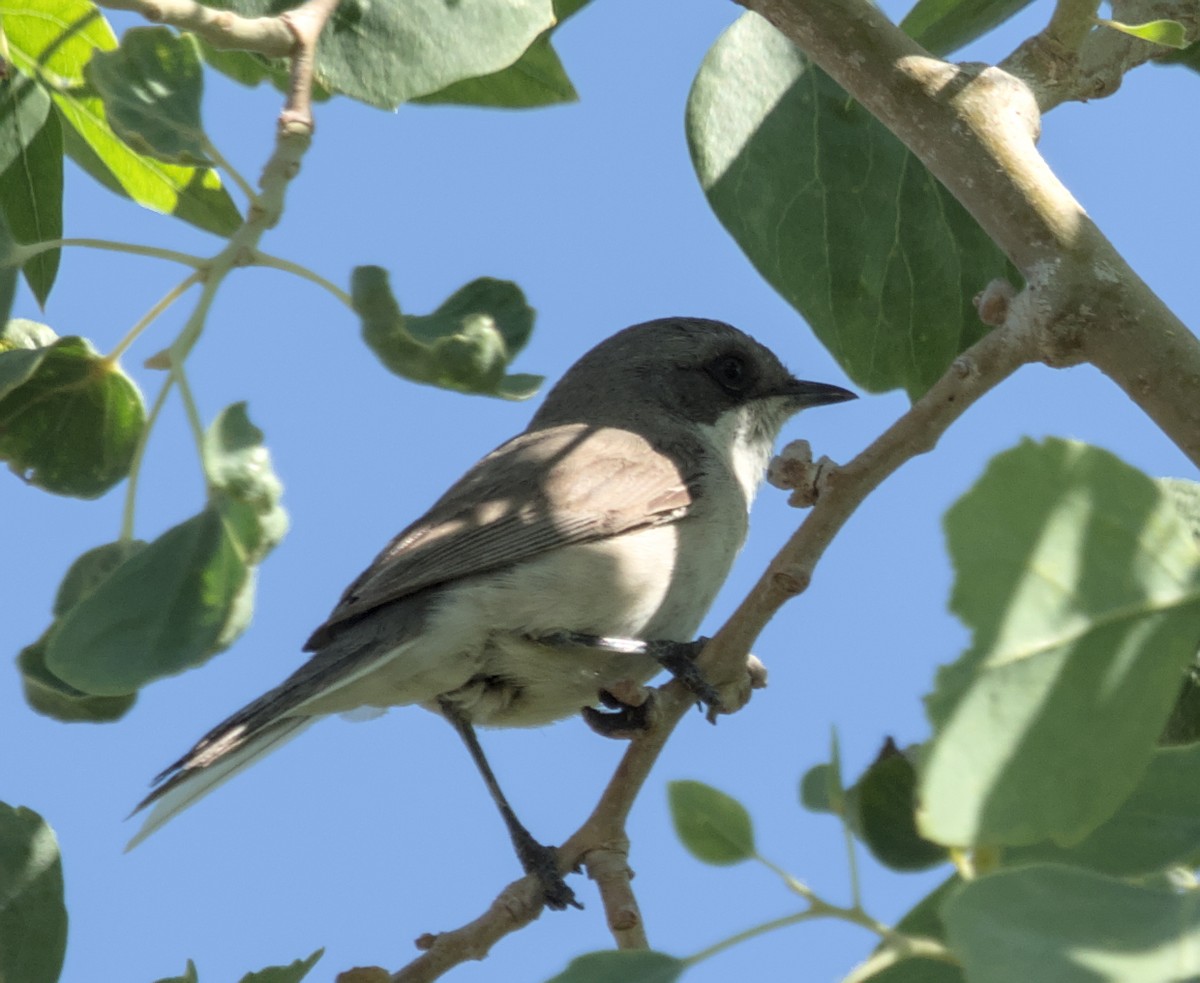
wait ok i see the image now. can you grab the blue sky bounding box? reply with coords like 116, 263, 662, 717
5, 1, 1199, 981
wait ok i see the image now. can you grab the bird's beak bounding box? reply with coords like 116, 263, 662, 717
781, 378, 858, 409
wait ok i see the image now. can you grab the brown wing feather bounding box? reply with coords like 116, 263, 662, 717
304, 422, 695, 650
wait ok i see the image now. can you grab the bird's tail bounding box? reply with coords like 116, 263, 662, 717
126, 715, 315, 850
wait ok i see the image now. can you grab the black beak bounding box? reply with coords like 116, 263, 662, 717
783, 378, 857, 408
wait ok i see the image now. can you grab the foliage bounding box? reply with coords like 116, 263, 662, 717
3, 0, 1199, 980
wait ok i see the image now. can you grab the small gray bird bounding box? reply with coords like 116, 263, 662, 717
131, 317, 854, 908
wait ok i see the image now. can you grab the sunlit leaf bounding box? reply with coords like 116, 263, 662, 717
921, 439, 1200, 847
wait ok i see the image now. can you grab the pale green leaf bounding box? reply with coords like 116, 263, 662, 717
667, 780, 755, 865
921, 439, 1200, 847
1098, 17, 1190, 49
944, 865, 1200, 982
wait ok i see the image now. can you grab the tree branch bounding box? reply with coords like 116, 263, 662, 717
96, 0, 295, 56
1003, 0, 1200, 110
738, 0, 1200, 467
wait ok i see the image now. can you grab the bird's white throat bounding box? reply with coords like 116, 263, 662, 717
695, 400, 786, 511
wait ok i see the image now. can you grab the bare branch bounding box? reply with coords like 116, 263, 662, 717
279, 0, 339, 129
97, 0, 295, 56
390, 880, 545, 983
586, 842, 649, 949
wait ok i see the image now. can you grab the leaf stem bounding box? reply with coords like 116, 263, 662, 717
684, 910, 825, 966
754, 853, 817, 902
120, 376, 174, 541
105, 270, 203, 364
204, 137, 259, 207
252, 249, 354, 308
172, 362, 208, 473
9, 238, 208, 268
843, 820, 864, 909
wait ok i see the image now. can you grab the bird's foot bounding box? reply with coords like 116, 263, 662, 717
583, 683, 654, 738
513, 834, 580, 911
643, 636, 723, 713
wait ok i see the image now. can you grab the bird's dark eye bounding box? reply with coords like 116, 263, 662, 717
708, 353, 750, 393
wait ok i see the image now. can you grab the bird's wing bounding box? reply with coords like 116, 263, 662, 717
128, 423, 697, 841
304, 421, 697, 649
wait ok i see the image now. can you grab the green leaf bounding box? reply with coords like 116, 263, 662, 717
3, 0, 240, 235
943, 864, 1200, 983
799, 763, 838, 814
21, 540, 147, 722
0, 227, 16, 328
415, 0, 590, 108
546, 950, 685, 983
1007, 743, 1200, 876
0, 318, 59, 398
0, 74, 63, 305
1161, 656, 1200, 745
849, 957, 963, 983
52, 540, 148, 615
845, 743, 947, 871
0, 335, 146, 498
85, 27, 210, 165
687, 13, 1017, 400
1161, 478, 1200, 543
19, 633, 138, 722
0, 803, 66, 983
894, 873, 959, 939
204, 0, 555, 109
920, 439, 1200, 848
0, 70, 51, 175
44, 405, 285, 694
1159, 39, 1200, 72
667, 780, 755, 865
202, 401, 288, 558
239, 948, 323, 983
1098, 17, 1190, 49
353, 267, 543, 400
0, 269, 16, 330
899, 0, 1036, 57
416, 32, 577, 108
45, 504, 249, 693
153, 961, 199, 983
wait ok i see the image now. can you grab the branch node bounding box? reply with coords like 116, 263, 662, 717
975, 278, 1018, 327
771, 569, 810, 596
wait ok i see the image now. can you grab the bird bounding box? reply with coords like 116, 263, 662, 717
129, 316, 856, 909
